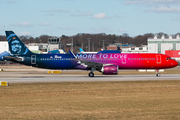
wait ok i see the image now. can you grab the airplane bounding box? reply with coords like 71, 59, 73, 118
1, 31, 178, 77
79, 48, 97, 54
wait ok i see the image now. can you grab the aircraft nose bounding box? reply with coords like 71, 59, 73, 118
175, 60, 178, 66
172, 60, 178, 67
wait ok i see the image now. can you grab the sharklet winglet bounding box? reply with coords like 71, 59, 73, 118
69, 50, 77, 59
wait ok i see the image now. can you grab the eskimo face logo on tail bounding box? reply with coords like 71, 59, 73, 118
11, 39, 22, 54
8, 36, 29, 55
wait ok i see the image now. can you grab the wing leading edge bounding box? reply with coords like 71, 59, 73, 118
69, 50, 114, 70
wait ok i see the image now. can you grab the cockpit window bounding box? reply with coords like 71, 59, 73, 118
166, 57, 172, 60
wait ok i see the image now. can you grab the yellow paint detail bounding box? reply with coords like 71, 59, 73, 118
48, 71, 61, 74
53, 71, 61, 74
1, 81, 8, 86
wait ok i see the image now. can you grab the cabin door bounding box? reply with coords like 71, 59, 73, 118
31, 55, 36, 64
156, 55, 161, 64
122, 56, 127, 64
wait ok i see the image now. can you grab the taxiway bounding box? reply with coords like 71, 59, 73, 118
0, 66, 180, 83
0, 71, 180, 83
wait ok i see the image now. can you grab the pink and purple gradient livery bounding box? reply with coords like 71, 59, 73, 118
76, 53, 178, 69
75, 53, 178, 76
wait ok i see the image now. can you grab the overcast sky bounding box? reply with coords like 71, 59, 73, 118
0, 0, 180, 37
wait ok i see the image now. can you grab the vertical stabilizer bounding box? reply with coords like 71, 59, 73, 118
79, 48, 84, 53
5, 31, 33, 55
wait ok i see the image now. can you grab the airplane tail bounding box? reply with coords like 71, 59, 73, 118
5, 31, 33, 55
79, 48, 84, 53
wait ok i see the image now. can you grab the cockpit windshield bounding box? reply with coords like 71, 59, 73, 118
166, 57, 173, 60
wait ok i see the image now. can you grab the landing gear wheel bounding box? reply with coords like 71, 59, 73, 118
89, 72, 94, 77
156, 69, 160, 77
156, 73, 160, 77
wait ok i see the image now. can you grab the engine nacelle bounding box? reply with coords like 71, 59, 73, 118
101, 65, 118, 75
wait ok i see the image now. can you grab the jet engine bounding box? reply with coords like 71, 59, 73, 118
101, 65, 118, 75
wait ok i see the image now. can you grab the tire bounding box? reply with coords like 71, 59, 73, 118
156, 73, 160, 77
89, 72, 94, 77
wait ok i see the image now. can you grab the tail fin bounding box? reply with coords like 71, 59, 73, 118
79, 48, 84, 53
5, 31, 33, 55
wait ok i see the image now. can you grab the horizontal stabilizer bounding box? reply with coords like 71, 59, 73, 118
0, 51, 10, 61
3, 56, 24, 62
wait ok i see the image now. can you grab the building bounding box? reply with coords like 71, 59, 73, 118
148, 34, 180, 54
25, 38, 61, 54
0, 41, 8, 53
48, 38, 60, 51
122, 45, 148, 53
107, 44, 148, 53
165, 50, 180, 64
107, 45, 117, 50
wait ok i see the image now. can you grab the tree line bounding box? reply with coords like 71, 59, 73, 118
0, 32, 179, 53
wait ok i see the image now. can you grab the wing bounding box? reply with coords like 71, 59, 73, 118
69, 50, 113, 70
77, 59, 103, 68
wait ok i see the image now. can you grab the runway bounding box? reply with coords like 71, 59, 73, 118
0, 71, 180, 83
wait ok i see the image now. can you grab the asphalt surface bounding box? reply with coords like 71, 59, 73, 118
0, 66, 180, 83
0, 71, 180, 83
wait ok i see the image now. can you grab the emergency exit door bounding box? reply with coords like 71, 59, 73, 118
156, 55, 161, 64
31, 55, 36, 64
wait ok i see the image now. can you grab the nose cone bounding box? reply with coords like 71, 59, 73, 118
172, 60, 178, 67
174, 60, 178, 66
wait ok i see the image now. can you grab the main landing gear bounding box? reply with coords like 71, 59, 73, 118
89, 72, 94, 77
89, 67, 95, 77
156, 69, 160, 77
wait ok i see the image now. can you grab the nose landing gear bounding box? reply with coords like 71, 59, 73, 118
156, 69, 160, 77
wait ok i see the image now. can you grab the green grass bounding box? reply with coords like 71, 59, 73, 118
0, 81, 180, 120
